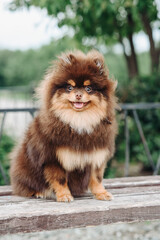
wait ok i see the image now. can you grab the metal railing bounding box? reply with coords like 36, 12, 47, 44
119, 103, 160, 177
0, 103, 160, 184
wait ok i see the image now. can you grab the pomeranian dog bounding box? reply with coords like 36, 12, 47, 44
10, 50, 118, 202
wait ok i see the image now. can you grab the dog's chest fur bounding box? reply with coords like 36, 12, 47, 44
56, 147, 109, 171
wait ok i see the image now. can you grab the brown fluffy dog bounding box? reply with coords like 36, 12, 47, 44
10, 50, 118, 202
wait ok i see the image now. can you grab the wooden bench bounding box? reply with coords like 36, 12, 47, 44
0, 175, 160, 235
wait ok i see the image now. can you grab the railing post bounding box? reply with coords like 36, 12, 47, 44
0, 112, 6, 142
0, 103, 159, 184
124, 110, 130, 177
154, 154, 160, 175
29, 111, 34, 118
133, 110, 155, 171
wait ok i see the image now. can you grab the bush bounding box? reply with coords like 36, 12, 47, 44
0, 134, 15, 185
108, 74, 160, 177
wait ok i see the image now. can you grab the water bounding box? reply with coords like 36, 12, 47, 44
0, 91, 36, 138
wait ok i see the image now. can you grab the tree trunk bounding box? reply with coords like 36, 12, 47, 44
119, 36, 138, 79
128, 33, 139, 78
115, 10, 139, 79
118, 27, 139, 78
141, 14, 159, 72
127, 11, 139, 78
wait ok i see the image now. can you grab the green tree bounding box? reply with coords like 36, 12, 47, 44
137, 0, 160, 72
0, 37, 81, 86
0, 50, 12, 86
9, 0, 160, 78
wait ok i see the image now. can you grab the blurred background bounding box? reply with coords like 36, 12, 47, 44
0, 0, 160, 185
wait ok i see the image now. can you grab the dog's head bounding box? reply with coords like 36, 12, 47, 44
37, 50, 118, 133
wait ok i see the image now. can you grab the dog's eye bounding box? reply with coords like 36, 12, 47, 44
66, 85, 74, 92
85, 86, 92, 93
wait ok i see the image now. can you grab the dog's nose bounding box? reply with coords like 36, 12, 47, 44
75, 91, 83, 100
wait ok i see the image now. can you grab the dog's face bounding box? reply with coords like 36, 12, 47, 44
51, 78, 107, 112
39, 50, 117, 134
60, 79, 98, 112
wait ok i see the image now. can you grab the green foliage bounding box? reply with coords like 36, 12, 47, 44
111, 73, 160, 177
126, 74, 160, 167
0, 38, 152, 88
0, 50, 12, 86
0, 134, 15, 185
9, 0, 148, 37
8, 0, 160, 79
0, 0, 158, 183
104, 52, 128, 85
137, 52, 151, 76
0, 38, 159, 178
0, 37, 81, 87
9, 0, 159, 50
137, 0, 158, 20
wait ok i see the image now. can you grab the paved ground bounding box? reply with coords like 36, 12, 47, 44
1, 221, 160, 240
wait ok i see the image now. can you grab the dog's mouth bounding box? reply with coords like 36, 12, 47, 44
70, 101, 90, 110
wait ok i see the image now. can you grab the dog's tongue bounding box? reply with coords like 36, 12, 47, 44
74, 102, 84, 109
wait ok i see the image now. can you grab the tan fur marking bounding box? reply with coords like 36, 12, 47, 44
94, 191, 113, 200
10, 49, 118, 201
35, 192, 44, 198
56, 148, 109, 171
89, 174, 113, 201
67, 79, 76, 86
35, 189, 55, 199
52, 181, 74, 202
51, 91, 107, 134
44, 165, 73, 202
83, 80, 91, 86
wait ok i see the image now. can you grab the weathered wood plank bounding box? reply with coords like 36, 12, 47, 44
0, 176, 160, 235
0, 192, 160, 234
1, 205, 160, 235
1, 176, 160, 196
0, 185, 160, 204
0, 188, 160, 233
103, 175, 160, 184
0, 186, 12, 196
103, 176, 160, 189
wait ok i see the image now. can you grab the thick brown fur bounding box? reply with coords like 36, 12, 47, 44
10, 50, 118, 202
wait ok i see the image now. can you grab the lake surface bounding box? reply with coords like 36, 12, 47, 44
0, 91, 36, 138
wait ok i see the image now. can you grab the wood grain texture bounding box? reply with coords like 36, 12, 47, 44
0, 176, 160, 235
1, 176, 160, 196
0, 186, 12, 196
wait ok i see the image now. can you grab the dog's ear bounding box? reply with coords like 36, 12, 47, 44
69, 54, 77, 64
94, 57, 104, 74
88, 50, 105, 74
59, 52, 77, 66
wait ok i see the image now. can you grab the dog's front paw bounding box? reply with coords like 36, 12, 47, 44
56, 193, 74, 202
95, 191, 114, 201
35, 192, 45, 199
